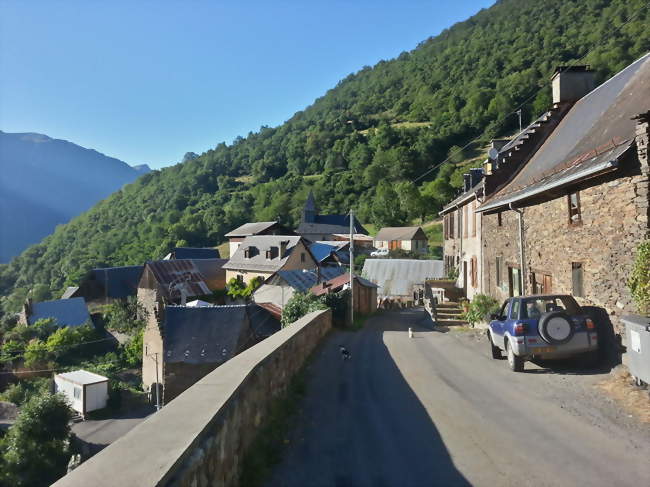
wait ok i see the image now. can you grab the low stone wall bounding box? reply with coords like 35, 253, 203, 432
53, 309, 332, 487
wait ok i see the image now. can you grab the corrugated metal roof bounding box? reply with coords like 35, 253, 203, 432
28, 297, 91, 327
311, 273, 378, 296
247, 304, 281, 337
145, 260, 211, 297
61, 287, 79, 299
480, 52, 650, 211
361, 259, 444, 297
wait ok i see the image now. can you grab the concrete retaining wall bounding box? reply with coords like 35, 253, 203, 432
53, 309, 332, 487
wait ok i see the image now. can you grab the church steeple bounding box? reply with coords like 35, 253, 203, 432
303, 190, 317, 223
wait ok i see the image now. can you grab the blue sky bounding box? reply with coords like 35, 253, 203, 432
0, 1, 494, 169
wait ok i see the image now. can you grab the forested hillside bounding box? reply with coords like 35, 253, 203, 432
1, 0, 649, 315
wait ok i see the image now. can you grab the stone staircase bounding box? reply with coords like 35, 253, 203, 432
434, 302, 469, 327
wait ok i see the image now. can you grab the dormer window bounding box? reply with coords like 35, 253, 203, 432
244, 246, 258, 258
265, 246, 279, 260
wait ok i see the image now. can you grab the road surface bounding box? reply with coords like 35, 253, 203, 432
266, 308, 650, 487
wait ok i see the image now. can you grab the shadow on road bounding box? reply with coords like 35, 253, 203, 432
265, 309, 470, 487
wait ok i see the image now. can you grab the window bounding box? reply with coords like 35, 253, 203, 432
572, 262, 584, 297
531, 273, 553, 294
236, 274, 244, 283
511, 300, 521, 319
301, 252, 306, 263
463, 205, 468, 237
471, 201, 477, 237
73, 387, 81, 400
497, 212, 503, 227
568, 192, 582, 225
470, 256, 477, 288
508, 266, 521, 297
495, 256, 503, 287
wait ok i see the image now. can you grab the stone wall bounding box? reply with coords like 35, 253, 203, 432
53, 309, 332, 487
481, 141, 649, 334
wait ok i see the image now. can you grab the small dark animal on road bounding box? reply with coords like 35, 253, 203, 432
339, 345, 351, 360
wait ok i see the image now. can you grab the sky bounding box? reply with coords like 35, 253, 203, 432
0, 1, 494, 169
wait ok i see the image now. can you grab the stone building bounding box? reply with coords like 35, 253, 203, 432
476, 54, 650, 334
224, 221, 295, 258
440, 169, 484, 299
222, 235, 317, 285
142, 302, 279, 404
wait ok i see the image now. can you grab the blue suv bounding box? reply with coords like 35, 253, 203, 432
487, 294, 598, 372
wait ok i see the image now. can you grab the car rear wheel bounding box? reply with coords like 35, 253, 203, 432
506, 339, 524, 372
488, 331, 502, 359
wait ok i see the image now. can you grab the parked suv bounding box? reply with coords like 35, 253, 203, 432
487, 294, 598, 372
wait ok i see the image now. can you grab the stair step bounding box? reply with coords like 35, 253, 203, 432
436, 319, 469, 326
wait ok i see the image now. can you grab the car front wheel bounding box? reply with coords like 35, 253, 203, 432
506, 339, 524, 372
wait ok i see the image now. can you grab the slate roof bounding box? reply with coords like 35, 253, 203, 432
309, 242, 350, 265
165, 247, 220, 260
28, 297, 91, 327
162, 305, 249, 365
375, 226, 427, 241
440, 180, 484, 215
361, 259, 444, 297
274, 266, 346, 292
162, 304, 279, 365
223, 235, 312, 272
61, 287, 79, 299
224, 221, 294, 237
311, 273, 378, 296
297, 216, 368, 236
90, 266, 144, 299
479, 52, 650, 212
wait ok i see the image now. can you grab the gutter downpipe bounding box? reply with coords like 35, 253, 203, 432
509, 203, 526, 296
456, 203, 463, 290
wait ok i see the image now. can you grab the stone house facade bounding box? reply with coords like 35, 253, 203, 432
373, 226, 428, 253
477, 54, 650, 335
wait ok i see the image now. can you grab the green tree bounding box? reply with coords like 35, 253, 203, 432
0, 393, 73, 487
23, 339, 50, 369
280, 292, 327, 328
122, 329, 143, 367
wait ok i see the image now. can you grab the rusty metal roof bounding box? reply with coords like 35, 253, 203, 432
480, 52, 650, 211
145, 259, 211, 298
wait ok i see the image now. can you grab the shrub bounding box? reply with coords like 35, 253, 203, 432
102, 296, 147, 333
464, 294, 500, 326
280, 292, 327, 328
628, 239, 650, 315
0, 378, 51, 407
0, 393, 72, 487
226, 276, 262, 299
122, 329, 143, 367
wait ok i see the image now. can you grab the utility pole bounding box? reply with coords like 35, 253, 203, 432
349, 209, 354, 326
516, 109, 522, 133
153, 352, 161, 411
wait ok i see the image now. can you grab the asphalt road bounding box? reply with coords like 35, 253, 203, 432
266, 308, 650, 487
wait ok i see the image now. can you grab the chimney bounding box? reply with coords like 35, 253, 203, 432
490, 139, 508, 152
551, 65, 595, 105
469, 168, 484, 188
280, 240, 288, 257
463, 174, 471, 193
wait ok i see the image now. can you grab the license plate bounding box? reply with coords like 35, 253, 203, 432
536, 347, 555, 354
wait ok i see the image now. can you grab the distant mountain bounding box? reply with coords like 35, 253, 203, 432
0, 131, 143, 262
133, 164, 152, 174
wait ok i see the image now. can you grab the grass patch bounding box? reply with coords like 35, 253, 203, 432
217, 241, 229, 258
239, 368, 308, 487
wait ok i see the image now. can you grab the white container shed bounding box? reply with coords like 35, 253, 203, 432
54, 370, 109, 418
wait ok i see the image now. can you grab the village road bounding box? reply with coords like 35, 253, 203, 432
266, 308, 650, 487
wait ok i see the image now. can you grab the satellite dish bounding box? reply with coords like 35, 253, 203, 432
488, 147, 499, 160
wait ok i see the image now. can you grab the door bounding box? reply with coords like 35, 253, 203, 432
543, 274, 552, 294
463, 261, 468, 295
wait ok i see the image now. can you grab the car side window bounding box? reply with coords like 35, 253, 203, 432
510, 300, 520, 319
498, 300, 510, 320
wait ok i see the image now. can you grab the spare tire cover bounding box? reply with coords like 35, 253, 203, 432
538, 311, 574, 344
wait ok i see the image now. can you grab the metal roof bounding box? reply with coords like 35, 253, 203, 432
56, 370, 108, 385
375, 226, 427, 241
480, 52, 650, 211
166, 247, 221, 260
90, 266, 144, 299
28, 297, 91, 327
361, 259, 444, 297
311, 273, 378, 296
61, 287, 79, 299
297, 215, 368, 236
247, 304, 281, 338
144, 260, 211, 297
